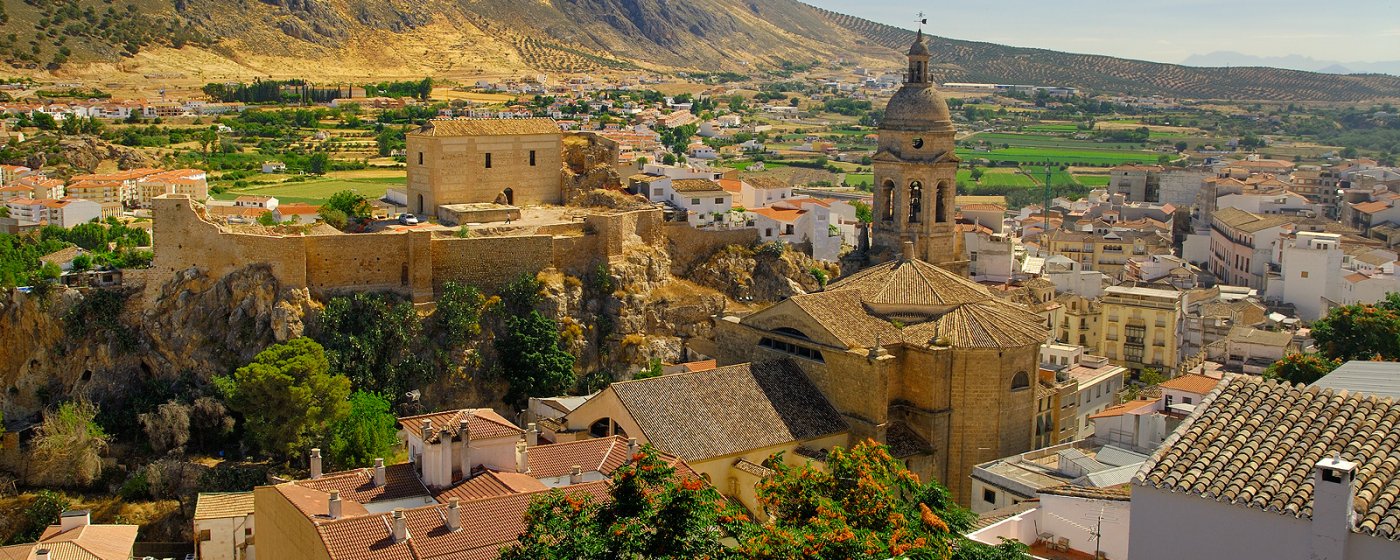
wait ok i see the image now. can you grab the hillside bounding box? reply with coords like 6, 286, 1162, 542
1, 0, 1398, 102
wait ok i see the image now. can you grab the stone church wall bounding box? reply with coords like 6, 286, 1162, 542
149, 195, 685, 303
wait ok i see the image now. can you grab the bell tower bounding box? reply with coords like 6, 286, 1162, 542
870, 29, 965, 275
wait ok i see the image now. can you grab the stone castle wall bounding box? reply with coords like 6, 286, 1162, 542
148, 195, 690, 303
664, 222, 760, 274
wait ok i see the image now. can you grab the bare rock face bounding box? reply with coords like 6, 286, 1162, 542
143, 264, 318, 376
0, 265, 316, 425
57, 137, 159, 173
687, 243, 835, 303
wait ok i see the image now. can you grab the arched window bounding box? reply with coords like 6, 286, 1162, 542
774, 327, 811, 340
908, 181, 923, 223
1011, 371, 1030, 391
589, 418, 614, 438
416, 193, 424, 215
935, 181, 948, 223
881, 180, 895, 221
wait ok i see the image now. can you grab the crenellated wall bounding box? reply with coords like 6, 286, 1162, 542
148, 195, 716, 303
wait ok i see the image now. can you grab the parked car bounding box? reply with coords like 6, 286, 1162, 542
398, 213, 420, 225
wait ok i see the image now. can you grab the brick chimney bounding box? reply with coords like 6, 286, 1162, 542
1311, 456, 1357, 560
526, 422, 539, 446
391, 509, 409, 543
373, 458, 386, 487
328, 490, 342, 519
515, 440, 530, 473
58, 510, 90, 533
309, 448, 323, 479
446, 498, 461, 532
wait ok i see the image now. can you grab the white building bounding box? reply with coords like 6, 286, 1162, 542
194, 492, 257, 560
667, 179, 733, 226
971, 439, 1148, 514
969, 485, 1132, 560
1130, 375, 1400, 560
964, 228, 1014, 283
1276, 231, 1344, 321
1041, 255, 1106, 298
234, 195, 278, 211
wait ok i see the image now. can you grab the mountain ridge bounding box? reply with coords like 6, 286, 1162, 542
3, 0, 1398, 102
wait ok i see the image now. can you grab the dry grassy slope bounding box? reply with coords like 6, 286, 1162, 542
815, 8, 1400, 102
6, 0, 1399, 102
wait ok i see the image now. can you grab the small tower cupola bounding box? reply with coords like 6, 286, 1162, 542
907, 29, 931, 85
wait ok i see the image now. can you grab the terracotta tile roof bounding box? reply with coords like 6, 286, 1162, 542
828, 257, 992, 308
433, 471, 546, 502
1038, 484, 1132, 501
194, 492, 255, 520
744, 176, 790, 190
1134, 375, 1400, 541
1089, 399, 1156, 419
315, 481, 612, 560
715, 178, 743, 194
33, 524, 139, 560
606, 360, 847, 461
297, 462, 430, 508
1228, 326, 1295, 347
416, 118, 560, 137
671, 179, 726, 193
1354, 200, 1392, 214
397, 409, 523, 444
682, 359, 716, 372
276, 203, 322, 215
1158, 374, 1222, 395
750, 206, 803, 222
522, 436, 633, 478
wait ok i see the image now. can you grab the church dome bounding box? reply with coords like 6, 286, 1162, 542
908, 30, 930, 56
881, 85, 954, 133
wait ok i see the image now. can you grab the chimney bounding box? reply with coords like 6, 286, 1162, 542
1311, 456, 1357, 560
569, 465, 583, 485
328, 490, 342, 519
901, 240, 915, 262
310, 448, 323, 479
458, 419, 472, 480
420, 419, 433, 442
373, 458, 386, 487
58, 510, 90, 533
526, 422, 539, 446
391, 508, 409, 543
438, 428, 454, 489
628, 437, 639, 461
446, 498, 461, 532
515, 440, 530, 473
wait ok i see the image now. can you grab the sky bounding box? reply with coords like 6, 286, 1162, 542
801, 0, 1400, 65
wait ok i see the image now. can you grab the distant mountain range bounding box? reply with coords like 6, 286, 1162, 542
3, 0, 1398, 102
1182, 51, 1400, 76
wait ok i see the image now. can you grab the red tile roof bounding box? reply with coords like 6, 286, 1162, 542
1089, 399, 1157, 419
1158, 373, 1221, 395
297, 462, 430, 509
397, 409, 523, 443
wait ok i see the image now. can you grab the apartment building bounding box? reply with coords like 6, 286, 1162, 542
1098, 284, 1184, 375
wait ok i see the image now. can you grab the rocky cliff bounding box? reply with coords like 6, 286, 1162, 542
0, 229, 821, 423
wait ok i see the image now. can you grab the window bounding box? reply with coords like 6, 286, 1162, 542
758, 337, 825, 362
417, 152, 423, 165
765, 228, 773, 237
715, 198, 724, 204
691, 198, 700, 206
908, 181, 923, 223
935, 182, 948, 223
1165, 395, 1174, 406
485, 153, 492, 168
1301, 271, 1309, 278
983, 489, 997, 504
529, 150, 536, 166
881, 180, 895, 221
1183, 396, 1193, 404
1011, 371, 1030, 391
652, 188, 663, 196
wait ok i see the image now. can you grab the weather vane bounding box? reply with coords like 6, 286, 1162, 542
916, 12, 927, 29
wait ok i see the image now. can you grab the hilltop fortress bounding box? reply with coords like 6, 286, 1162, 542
147, 194, 753, 303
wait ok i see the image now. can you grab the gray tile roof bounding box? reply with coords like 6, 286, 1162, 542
1310, 361, 1400, 401
1134, 375, 1400, 541
610, 360, 848, 461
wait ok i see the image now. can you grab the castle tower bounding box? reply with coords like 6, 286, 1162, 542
870, 30, 965, 274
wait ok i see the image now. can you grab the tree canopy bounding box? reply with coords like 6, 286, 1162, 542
313, 292, 429, 400
500, 440, 1029, 560
216, 338, 351, 460
1264, 353, 1341, 385
494, 274, 575, 407
325, 391, 399, 470
1311, 293, 1400, 361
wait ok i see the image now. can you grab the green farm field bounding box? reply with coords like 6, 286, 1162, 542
213, 176, 403, 205
957, 147, 1160, 166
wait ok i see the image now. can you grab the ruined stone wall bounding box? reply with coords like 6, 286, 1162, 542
150, 196, 669, 302
664, 223, 759, 274
430, 235, 555, 293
